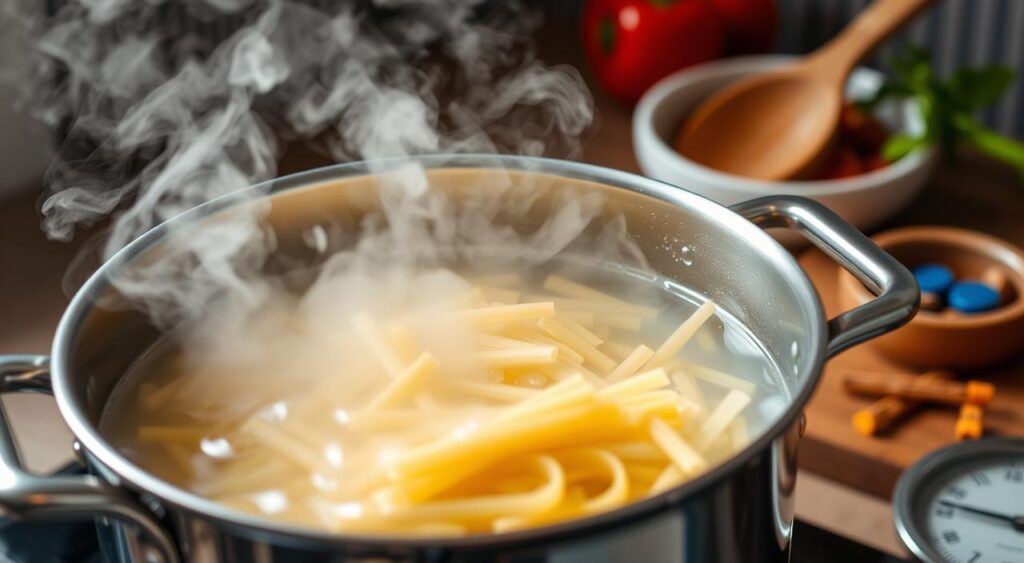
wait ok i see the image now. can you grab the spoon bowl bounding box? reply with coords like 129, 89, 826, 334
677, 73, 841, 180
676, 0, 934, 181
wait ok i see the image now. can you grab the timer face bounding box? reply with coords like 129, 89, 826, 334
916, 457, 1024, 563
895, 439, 1024, 563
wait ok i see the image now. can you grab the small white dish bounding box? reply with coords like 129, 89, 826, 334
633, 55, 938, 241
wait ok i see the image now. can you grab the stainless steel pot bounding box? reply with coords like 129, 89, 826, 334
0, 155, 917, 562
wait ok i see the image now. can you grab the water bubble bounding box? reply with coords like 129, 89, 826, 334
679, 245, 693, 266
333, 408, 351, 425
323, 442, 345, 468
251, 490, 288, 514
330, 502, 364, 520
311, 472, 339, 492
258, 401, 289, 422
199, 437, 234, 459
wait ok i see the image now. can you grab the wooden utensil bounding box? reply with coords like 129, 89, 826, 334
676, 0, 934, 181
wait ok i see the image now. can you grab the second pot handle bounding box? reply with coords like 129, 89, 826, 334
731, 196, 919, 358
0, 355, 180, 563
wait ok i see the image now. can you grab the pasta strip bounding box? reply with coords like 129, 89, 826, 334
242, 418, 324, 471
561, 311, 595, 327
391, 403, 623, 501
645, 302, 716, 368
492, 488, 587, 533
480, 346, 558, 368
559, 448, 629, 513
648, 418, 707, 476
620, 391, 687, 424
606, 344, 655, 383
624, 462, 664, 483
605, 442, 667, 463
648, 464, 684, 495
500, 327, 586, 364
556, 315, 604, 346
377, 455, 563, 524
682, 363, 757, 395
670, 371, 708, 411
436, 377, 539, 402
491, 375, 593, 424
596, 368, 669, 399
599, 340, 633, 361
695, 390, 751, 451
538, 318, 617, 373
730, 416, 749, 450
458, 302, 555, 324
367, 353, 439, 410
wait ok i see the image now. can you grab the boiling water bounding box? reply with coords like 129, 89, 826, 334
101, 260, 786, 535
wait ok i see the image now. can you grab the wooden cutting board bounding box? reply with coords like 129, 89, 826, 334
796, 248, 1024, 498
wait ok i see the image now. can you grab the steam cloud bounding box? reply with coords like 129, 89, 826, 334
31, 0, 593, 252
6, 0, 650, 333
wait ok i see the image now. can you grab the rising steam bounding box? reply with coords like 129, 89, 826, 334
5, 0, 649, 337
31, 0, 593, 254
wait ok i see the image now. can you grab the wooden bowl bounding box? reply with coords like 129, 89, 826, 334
838, 227, 1024, 369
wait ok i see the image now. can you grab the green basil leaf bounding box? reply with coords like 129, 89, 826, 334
882, 134, 925, 162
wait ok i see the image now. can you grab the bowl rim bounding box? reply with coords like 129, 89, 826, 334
633, 54, 939, 196
51, 154, 829, 550
839, 226, 1024, 327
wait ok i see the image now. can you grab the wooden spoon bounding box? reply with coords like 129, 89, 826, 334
676, 0, 934, 181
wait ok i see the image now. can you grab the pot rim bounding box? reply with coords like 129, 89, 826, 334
50, 154, 828, 550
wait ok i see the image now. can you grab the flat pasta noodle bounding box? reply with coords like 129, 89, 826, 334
695, 390, 752, 451
644, 302, 716, 369
606, 344, 655, 383
366, 353, 439, 410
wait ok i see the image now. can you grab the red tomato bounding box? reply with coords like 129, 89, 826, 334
582, 0, 725, 104
707, 0, 777, 54
839, 102, 889, 153
821, 147, 866, 180
865, 153, 889, 172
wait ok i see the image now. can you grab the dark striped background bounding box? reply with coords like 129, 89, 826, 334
546, 0, 1024, 138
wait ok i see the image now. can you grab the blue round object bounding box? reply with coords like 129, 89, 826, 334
947, 281, 1001, 313
913, 263, 955, 294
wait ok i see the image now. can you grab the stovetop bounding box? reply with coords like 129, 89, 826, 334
0, 465, 907, 562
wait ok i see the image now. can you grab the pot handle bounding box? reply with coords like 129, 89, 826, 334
0, 355, 180, 563
730, 196, 919, 358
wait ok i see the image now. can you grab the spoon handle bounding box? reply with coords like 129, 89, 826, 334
807, 0, 935, 80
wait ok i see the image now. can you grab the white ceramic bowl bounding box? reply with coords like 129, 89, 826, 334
634, 55, 938, 239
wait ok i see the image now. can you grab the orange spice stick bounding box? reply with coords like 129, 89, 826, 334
851, 370, 952, 436
955, 403, 984, 441
842, 371, 994, 407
